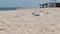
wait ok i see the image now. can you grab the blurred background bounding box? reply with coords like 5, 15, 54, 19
0, 0, 59, 8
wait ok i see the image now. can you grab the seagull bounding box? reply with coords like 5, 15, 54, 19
32, 11, 43, 16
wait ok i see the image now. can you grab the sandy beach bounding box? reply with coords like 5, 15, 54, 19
0, 8, 60, 34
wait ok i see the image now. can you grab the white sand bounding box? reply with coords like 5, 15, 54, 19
0, 8, 60, 34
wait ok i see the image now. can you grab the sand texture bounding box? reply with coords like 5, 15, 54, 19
0, 8, 60, 34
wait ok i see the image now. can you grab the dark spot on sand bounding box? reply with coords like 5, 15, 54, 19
46, 12, 49, 14
0, 28, 6, 31
1, 21, 10, 26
